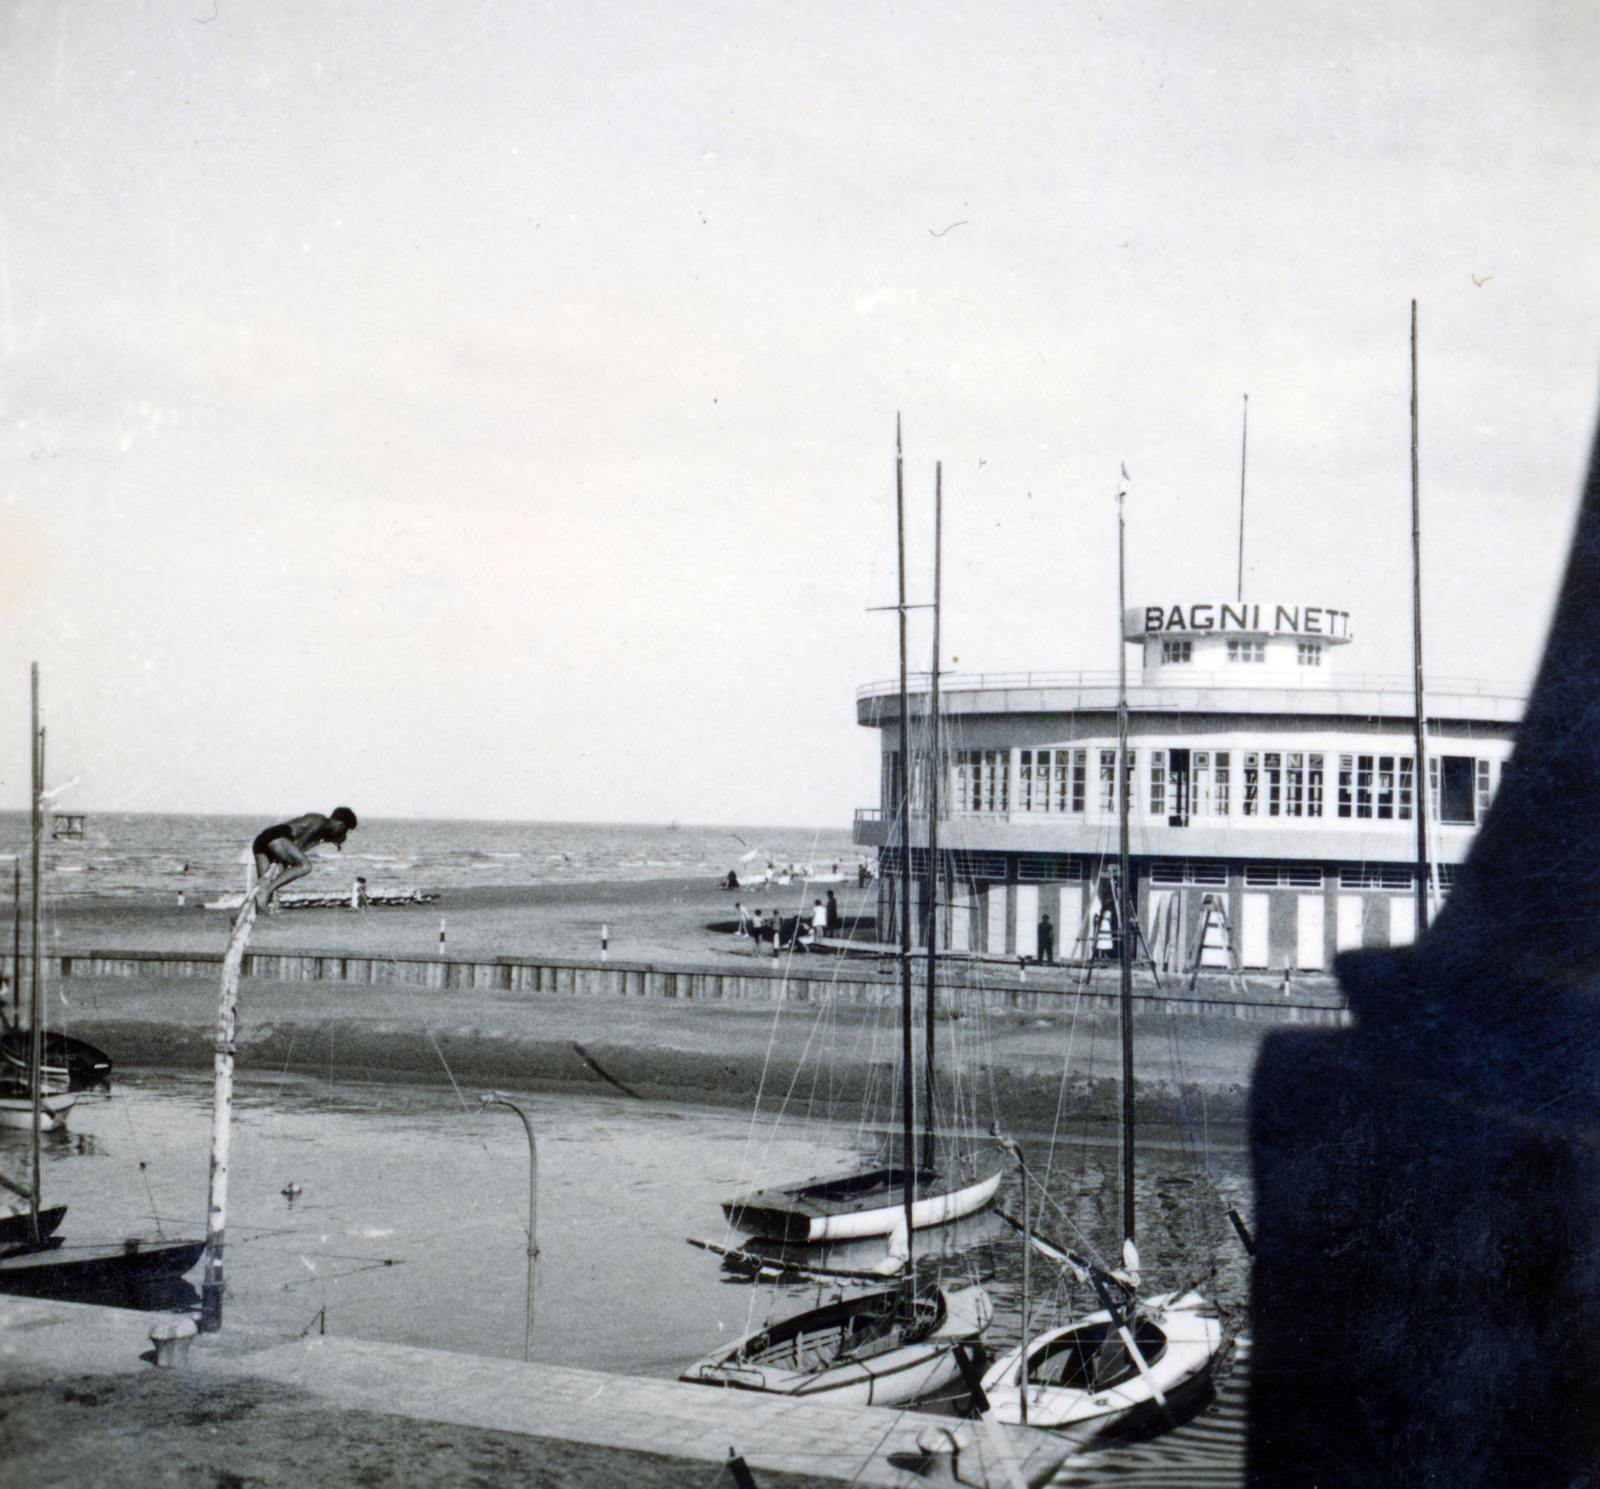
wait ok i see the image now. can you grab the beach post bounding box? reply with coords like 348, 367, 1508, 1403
601, 924, 609, 962
201, 894, 258, 1332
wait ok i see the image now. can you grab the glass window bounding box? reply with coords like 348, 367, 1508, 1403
1019, 750, 1033, 812
1297, 641, 1322, 666
1070, 749, 1086, 813
1098, 749, 1116, 814
1264, 752, 1282, 816
1162, 639, 1192, 664
1399, 757, 1414, 821
1356, 754, 1374, 818
1338, 754, 1354, 818
1286, 753, 1304, 816
1377, 756, 1395, 819
1149, 751, 1166, 817
1440, 756, 1475, 824
1243, 751, 1260, 817
1308, 753, 1324, 818
1477, 759, 1491, 821
1227, 639, 1266, 664
1214, 751, 1230, 815
955, 750, 1010, 813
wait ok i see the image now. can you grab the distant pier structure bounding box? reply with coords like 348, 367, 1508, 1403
49, 813, 87, 840
853, 597, 1523, 972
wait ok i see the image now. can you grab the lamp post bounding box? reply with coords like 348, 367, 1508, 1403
481, 1092, 539, 1361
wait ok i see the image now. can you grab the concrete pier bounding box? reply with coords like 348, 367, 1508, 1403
0, 1295, 1077, 1487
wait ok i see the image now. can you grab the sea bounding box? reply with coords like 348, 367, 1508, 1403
0, 813, 862, 902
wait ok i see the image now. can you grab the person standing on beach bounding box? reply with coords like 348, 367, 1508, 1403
1037, 912, 1055, 965
825, 890, 840, 936
811, 899, 827, 942
252, 809, 358, 913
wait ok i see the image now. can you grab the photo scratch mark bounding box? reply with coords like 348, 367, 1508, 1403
928, 221, 968, 238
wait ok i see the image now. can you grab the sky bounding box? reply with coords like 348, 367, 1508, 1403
1, 0, 1597, 825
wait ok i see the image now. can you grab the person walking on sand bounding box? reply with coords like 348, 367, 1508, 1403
749, 909, 766, 956
252, 809, 358, 913
811, 898, 828, 943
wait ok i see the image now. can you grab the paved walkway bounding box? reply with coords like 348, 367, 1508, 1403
0, 1295, 1078, 1487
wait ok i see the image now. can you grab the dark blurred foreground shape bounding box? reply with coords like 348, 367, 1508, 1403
1250, 408, 1600, 1487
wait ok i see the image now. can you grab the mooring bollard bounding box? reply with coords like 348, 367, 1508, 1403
912, 1424, 972, 1486
149, 1314, 198, 1368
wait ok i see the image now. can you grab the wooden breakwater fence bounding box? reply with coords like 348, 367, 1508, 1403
33, 947, 1353, 1027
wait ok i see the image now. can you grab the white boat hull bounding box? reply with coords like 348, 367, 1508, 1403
682, 1282, 992, 1409
724, 1167, 1002, 1243
807, 1171, 1003, 1242
0, 1092, 79, 1132
980, 1291, 1221, 1433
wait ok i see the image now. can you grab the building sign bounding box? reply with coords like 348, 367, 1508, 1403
1125, 604, 1353, 640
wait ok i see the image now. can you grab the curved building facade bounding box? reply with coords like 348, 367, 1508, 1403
852, 600, 1523, 971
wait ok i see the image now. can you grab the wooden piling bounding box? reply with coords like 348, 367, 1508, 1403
200, 895, 257, 1332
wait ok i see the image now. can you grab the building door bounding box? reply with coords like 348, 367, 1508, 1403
950, 884, 971, 951
986, 885, 1008, 955
1059, 885, 1083, 958
1337, 894, 1364, 952
1015, 885, 1038, 958
1389, 894, 1416, 947
1168, 748, 1191, 826
1296, 894, 1326, 971
1242, 893, 1270, 968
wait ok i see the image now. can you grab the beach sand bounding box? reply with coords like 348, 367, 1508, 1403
14, 875, 1328, 1138
41, 875, 874, 967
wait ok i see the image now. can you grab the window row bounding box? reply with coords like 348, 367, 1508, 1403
1159, 639, 1323, 666
928, 747, 1503, 826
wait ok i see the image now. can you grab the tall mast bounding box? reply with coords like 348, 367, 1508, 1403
1410, 301, 1430, 935
1116, 469, 1135, 1250
922, 461, 941, 1171
28, 664, 42, 1241
895, 417, 916, 1257
1237, 394, 1249, 603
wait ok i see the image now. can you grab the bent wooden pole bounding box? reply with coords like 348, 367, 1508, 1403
200, 895, 257, 1332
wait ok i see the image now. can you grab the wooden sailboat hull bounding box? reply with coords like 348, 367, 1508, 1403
0, 1029, 112, 1092
723, 1166, 1002, 1242
0, 1206, 66, 1246
681, 1283, 992, 1408
0, 1090, 79, 1131
0, 1235, 206, 1297
980, 1291, 1221, 1433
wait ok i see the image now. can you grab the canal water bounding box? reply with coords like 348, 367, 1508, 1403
5, 1072, 1253, 1390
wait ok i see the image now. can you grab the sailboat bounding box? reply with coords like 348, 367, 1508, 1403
684, 438, 996, 1407
978, 470, 1222, 1436
721, 440, 1002, 1248
0, 665, 205, 1301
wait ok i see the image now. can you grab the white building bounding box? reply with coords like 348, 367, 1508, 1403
852, 599, 1522, 971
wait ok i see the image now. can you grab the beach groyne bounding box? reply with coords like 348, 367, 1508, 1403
30, 945, 1352, 1026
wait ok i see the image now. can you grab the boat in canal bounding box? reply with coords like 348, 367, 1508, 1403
0, 666, 205, 1302
722, 1163, 1001, 1244
680, 1280, 992, 1407
980, 472, 1222, 1437
686, 433, 995, 1409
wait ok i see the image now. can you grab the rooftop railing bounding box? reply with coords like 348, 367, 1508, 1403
856, 669, 1526, 703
